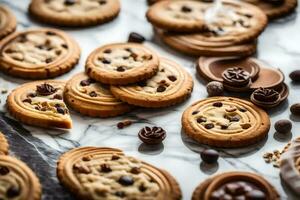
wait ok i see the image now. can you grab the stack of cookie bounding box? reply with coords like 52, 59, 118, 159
146, 0, 268, 57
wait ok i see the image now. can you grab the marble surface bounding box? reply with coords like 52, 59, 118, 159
0, 0, 299, 199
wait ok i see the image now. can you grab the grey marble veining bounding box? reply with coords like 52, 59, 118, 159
0, 0, 300, 199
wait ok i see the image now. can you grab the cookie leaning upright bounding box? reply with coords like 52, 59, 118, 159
29, 0, 121, 27
111, 58, 193, 108
7, 80, 72, 129
0, 28, 80, 79
182, 97, 270, 148
0, 5, 17, 39
0, 132, 9, 155
0, 155, 42, 200
86, 43, 160, 85
57, 147, 182, 200
64, 72, 132, 117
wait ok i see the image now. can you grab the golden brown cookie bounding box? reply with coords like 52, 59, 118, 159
57, 147, 182, 200
156, 28, 257, 57
29, 0, 121, 27
192, 172, 280, 200
86, 43, 159, 85
0, 155, 41, 200
7, 80, 72, 129
146, 0, 208, 33
110, 58, 193, 108
0, 5, 17, 40
182, 97, 270, 148
0, 132, 8, 155
0, 28, 80, 79
64, 72, 132, 117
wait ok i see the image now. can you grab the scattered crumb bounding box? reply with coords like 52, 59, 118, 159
117, 120, 133, 129
263, 142, 291, 168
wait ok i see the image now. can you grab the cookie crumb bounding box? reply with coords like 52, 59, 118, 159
263, 142, 291, 167
117, 120, 132, 129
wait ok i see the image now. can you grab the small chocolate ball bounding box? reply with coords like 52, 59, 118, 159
289, 70, 300, 82
274, 120, 292, 134
200, 149, 219, 164
206, 81, 224, 97
290, 103, 300, 115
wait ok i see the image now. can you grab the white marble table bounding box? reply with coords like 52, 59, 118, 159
0, 0, 299, 199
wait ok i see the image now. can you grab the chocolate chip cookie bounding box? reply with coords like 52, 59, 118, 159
86, 43, 159, 85
64, 72, 132, 117
0, 132, 8, 155
182, 97, 270, 147
0, 28, 80, 79
29, 0, 121, 27
57, 147, 182, 200
7, 80, 72, 129
192, 172, 280, 200
110, 58, 193, 108
0, 155, 41, 200
0, 5, 16, 40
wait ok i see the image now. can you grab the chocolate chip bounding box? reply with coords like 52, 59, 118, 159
89, 91, 97, 97
290, 103, 300, 115
27, 93, 37, 98
36, 83, 57, 96
80, 79, 91, 86
111, 155, 120, 160
61, 44, 68, 49
289, 70, 300, 81
221, 125, 228, 129
200, 149, 219, 164
116, 66, 126, 72
53, 94, 63, 100
64, 0, 76, 5
139, 184, 147, 192
130, 167, 141, 174
241, 123, 251, 129
115, 191, 126, 197
274, 120, 292, 134
230, 116, 240, 122
6, 186, 20, 198
22, 98, 32, 104
246, 190, 266, 200
168, 75, 177, 82
46, 31, 55, 36
206, 81, 224, 97
181, 5, 192, 12
56, 107, 65, 115
118, 176, 134, 186
204, 123, 214, 129
104, 49, 111, 54
128, 32, 145, 43
157, 85, 166, 93
239, 107, 247, 112
99, 0, 107, 5
82, 156, 91, 161
18, 35, 27, 43
45, 58, 53, 63
100, 164, 112, 173
245, 14, 253, 18
101, 58, 111, 64
213, 102, 223, 107
197, 117, 207, 123
192, 111, 199, 115
0, 166, 9, 175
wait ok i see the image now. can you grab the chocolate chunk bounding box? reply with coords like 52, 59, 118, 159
36, 83, 57, 96
82, 156, 91, 161
274, 120, 292, 134
45, 58, 53, 63
222, 67, 250, 87
290, 103, 300, 115
128, 32, 146, 43
213, 102, 223, 107
104, 49, 111, 54
80, 79, 94, 86
111, 155, 120, 160
206, 81, 224, 97
116, 66, 126, 72
118, 176, 134, 186
225, 183, 245, 195
115, 191, 126, 197
56, 107, 65, 115
200, 149, 219, 164
197, 117, 207, 123
157, 85, 166, 93
100, 164, 112, 173
64, 0, 76, 5
246, 190, 266, 200
130, 167, 141, 174
89, 91, 97, 97
139, 184, 147, 192
99, 0, 107, 5
241, 123, 251, 129
192, 111, 199, 115
168, 75, 177, 82
221, 125, 228, 129
6, 186, 20, 198
289, 70, 300, 81
0, 166, 9, 175
204, 123, 214, 129
181, 5, 192, 12
138, 126, 166, 145
53, 94, 63, 100
101, 58, 111, 64
22, 98, 32, 104
61, 44, 68, 49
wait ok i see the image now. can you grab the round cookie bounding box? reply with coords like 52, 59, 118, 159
0, 132, 8, 155
182, 97, 270, 148
7, 80, 72, 129
280, 137, 300, 195
0, 6, 17, 40
85, 43, 159, 85
146, 0, 208, 33
29, 0, 121, 27
110, 58, 193, 108
64, 72, 132, 117
0, 28, 80, 79
0, 155, 41, 200
57, 147, 182, 200
192, 172, 280, 200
